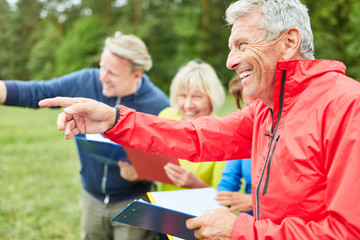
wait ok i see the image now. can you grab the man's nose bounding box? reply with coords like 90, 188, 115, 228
226, 51, 240, 70
99, 71, 108, 82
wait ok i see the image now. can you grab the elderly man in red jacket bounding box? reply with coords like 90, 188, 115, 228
40, 0, 360, 239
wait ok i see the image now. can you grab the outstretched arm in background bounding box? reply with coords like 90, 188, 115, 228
0, 81, 7, 104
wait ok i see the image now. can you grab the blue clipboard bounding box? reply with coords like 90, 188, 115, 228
112, 200, 197, 240
74, 134, 129, 165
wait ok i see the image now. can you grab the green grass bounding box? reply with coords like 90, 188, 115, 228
0, 95, 237, 239
0, 106, 81, 240
217, 93, 238, 117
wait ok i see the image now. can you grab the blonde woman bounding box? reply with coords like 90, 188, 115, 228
158, 59, 226, 191
118, 60, 226, 191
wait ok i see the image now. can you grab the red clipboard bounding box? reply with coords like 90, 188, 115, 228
123, 147, 179, 184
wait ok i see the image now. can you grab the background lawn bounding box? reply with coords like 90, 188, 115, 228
0, 106, 81, 239
0, 96, 237, 239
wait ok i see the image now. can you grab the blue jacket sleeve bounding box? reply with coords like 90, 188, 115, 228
217, 158, 252, 194
3, 68, 103, 108
217, 159, 244, 192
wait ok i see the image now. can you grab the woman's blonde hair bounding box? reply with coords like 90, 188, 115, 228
169, 60, 225, 115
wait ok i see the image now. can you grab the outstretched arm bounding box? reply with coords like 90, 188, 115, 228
40, 97, 253, 163
0, 81, 7, 104
39, 97, 116, 139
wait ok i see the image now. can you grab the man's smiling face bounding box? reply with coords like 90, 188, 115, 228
226, 9, 285, 107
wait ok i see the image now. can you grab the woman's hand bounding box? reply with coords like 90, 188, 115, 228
215, 191, 253, 212
164, 163, 208, 188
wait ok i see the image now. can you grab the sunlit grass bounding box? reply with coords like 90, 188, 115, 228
0, 106, 80, 240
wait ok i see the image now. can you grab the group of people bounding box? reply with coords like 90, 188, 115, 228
1, 18, 253, 240
3, 0, 360, 239
1, 31, 170, 240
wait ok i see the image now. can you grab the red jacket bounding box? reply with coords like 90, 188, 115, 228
105, 60, 360, 239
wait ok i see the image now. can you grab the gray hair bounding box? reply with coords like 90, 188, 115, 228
170, 60, 225, 115
104, 31, 152, 71
226, 0, 314, 59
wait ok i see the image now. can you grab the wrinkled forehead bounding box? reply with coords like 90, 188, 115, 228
231, 9, 264, 33
228, 10, 265, 45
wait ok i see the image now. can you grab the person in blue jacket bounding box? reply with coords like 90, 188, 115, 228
0, 31, 169, 240
216, 74, 255, 216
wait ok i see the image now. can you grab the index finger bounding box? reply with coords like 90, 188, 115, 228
185, 216, 200, 230
216, 191, 234, 197
38, 97, 93, 108
165, 163, 182, 170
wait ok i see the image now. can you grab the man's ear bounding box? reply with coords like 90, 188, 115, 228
281, 27, 302, 60
133, 70, 143, 79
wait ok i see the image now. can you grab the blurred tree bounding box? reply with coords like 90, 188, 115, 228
81, 0, 113, 22
0, 0, 359, 88
0, 0, 43, 79
0, 0, 12, 79
26, 23, 61, 79
55, 15, 108, 76
137, 0, 233, 93
303, 0, 360, 79
40, 0, 83, 37
0, 0, 11, 32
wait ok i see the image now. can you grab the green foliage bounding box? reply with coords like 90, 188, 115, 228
140, 0, 233, 94
303, 0, 360, 79
27, 24, 61, 79
0, 0, 11, 79
2, 0, 358, 86
0, 0, 43, 79
55, 16, 108, 76
0, 0, 236, 90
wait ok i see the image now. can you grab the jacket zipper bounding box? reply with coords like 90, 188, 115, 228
255, 69, 286, 219
263, 135, 280, 194
102, 163, 109, 203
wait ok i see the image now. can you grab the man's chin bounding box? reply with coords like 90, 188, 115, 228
242, 87, 256, 98
102, 90, 114, 98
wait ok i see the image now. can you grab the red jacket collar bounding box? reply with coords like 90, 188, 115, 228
271, 59, 346, 124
